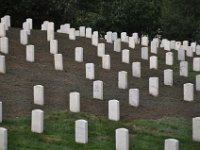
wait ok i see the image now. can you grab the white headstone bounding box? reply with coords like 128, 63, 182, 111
183, 83, 194, 102
129, 88, 139, 107
86, 27, 92, 38
69, 92, 80, 112
166, 52, 174, 66
149, 77, 159, 97
0, 102, 2, 123
23, 22, 31, 35
196, 45, 200, 55
69, 28, 76, 40
31, 109, 44, 133
97, 43, 105, 57
128, 37, 135, 49
132, 33, 139, 44
191, 42, 196, 52
150, 56, 158, 69
132, 62, 141, 78
121, 32, 128, 43
0, 55, 6, 74
47, 29, 54, 41
164, 69, 173, 86
193, 117, 200, 142
54, 54, 63, 71
50, 39, 58, 54
102, 55, 111, 70
33, 85, 44, 105
26, 45, 34, 62
164, 40, 171, 51
20, 30, 28, 45
0, 37, 8, 54
112, 32, 118, 41
193, 57, 200, 71
141, 36, 149, 46
141, 47, 148, 60
164, 139, 179, 150
75, 119, 88, 144
86, 63, 95, 80
92, 31, 98, 46
118, 71, 128, 89
106, 31, 112, 43
108, 100, 120, 121
75, 47, 83, 62
26, 18, 33, 29
0, 127, 7, 150
114, 39, 121, 52
170, 41, 176, 50
186, 46, 193, 57
178, 48, 185, 61
122, 49, 130, 64
79, 26, 85, 37
183, 40, 189, 50
0, 23, 6, 37
180, 61, 188, 77
196, 75, 200, 91
151, 41, 158, 54
175, 42, 181, 50
116, 128, 129, 150
93, 80, 103, 100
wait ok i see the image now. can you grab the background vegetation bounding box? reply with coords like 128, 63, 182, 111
0, 0, 200, 42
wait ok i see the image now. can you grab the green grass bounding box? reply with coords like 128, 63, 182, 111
1, 111, 200, 150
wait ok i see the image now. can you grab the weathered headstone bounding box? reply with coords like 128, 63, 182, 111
93, 80, 103, 100
141, 36, 149, 46
26, 45, 34, 62
183, 83, 194, 101
0, 55, 6, 73
31, 109, 44, 133
54, 54, 63, 71
0, 127, 7, 150
128, 37, 135, 49
193, 117, 200, 142
114, 39, 121, 52
118, 71, 128, 89
116, 128, 129, 150
178, 48, 185, 61
193, 57, 200, 71
0, 37, 8, 54
196, 75, 200, 91
102, 55, 111, 70
69, 92, 80, 112
20, 30, 28, 45
97, 43, 105, 57
166, 52, 174, 66
150, 56, 158, 69
0, 23, 6, 37
141, 47, 148, 60
122, 49, 130, 64
129, 88, 139, 107
86, 27, 92, 38
108, 100, 120, 121
69, 28, 76, 40
33, 85, 44, 105
164, 69, 173, 86
164, 139, 179, 150
180, 61, 188, 77
0, 102, 2, 123
132, 62, 141, 78
149, 77, 159, 97
86, 63, 95, 80
75, 47, 83, 62
50, 39, 58, 54
79, 26, 85, 37
92, 31, 98, 46
75, 119, 88, 144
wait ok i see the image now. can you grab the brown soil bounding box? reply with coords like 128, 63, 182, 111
0, 28, 200, 120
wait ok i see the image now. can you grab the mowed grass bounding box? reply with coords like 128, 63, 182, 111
1, 111, 200, 150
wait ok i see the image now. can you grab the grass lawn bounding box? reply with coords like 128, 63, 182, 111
1, 111, 200, 150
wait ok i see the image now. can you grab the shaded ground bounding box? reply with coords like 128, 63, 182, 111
0, 28, 200, 120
